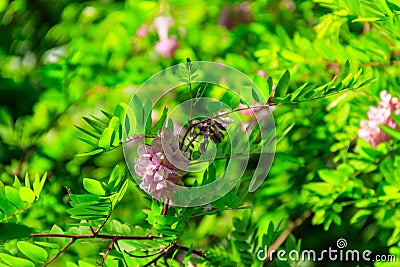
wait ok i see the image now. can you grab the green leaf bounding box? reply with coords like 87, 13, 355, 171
4, 186, 24, 209
152, 106, 168, 134
74, 125, 101, 139
144, 99, 153, 135
113, 102, 128, 122
33, 241, 60, 249
83, 178, 106, 196
32, 173, 47, 199
107, 165, 121, 192
83, 116, 107, 133
253, 74, 270, 100
132, 95, 144, 133
111, 180, 128, 207
108, 116, 121, 145
211, 197, 225, 209
67, 207, 109, 217
391, 114, 400, 125
318, 169, 346, 185
267, 76, 273, 96
0, 194, 18, 217
101, 110, 113, 120
276, 123, 295, 144
98, 127, 114, 149
224, 191, 239, 207
154, 215, 180, 225
380, 125, 400, 140
0, 223, 33, 240
24, 173, 30, 189
0, 253, 35, 267
389, 0, 400, 7
352, 17, 381, 22
350, 210, 373, 224
221, 90, 240, 109
303, 182, 334, 196
69, 194, 103, 204
251, 87, 261, 103
354, 77, 378, 89
76, 138, 98, 149
19, 187, 35, 203
274, 70, 290, 98
17, 241, 48, 262
77, 148, 104, 157
290, 82, 309, 101
337, 60, 350, 84
13, 176, 21, 189
206, 101, 222, 113
275, 152, 305, 167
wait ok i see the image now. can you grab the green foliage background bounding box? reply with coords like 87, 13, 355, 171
0, 0, 400, 266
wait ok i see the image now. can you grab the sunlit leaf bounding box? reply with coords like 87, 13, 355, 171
17, 241, 48, 262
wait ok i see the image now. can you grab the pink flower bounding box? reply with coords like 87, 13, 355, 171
136, 24, 148, 38
154, 36, 178, 58
358, 90, 400, 147
256, 70, 268, 79
153, 16, 174, 41
135, 128, 189, 200
152, 16, 178, 58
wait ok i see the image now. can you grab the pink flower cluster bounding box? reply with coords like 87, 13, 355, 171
153, 16, 178, 58
135, 128, 189, 200
358, 90, 400, 147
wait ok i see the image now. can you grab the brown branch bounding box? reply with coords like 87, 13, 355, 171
87, 220, 96, 236
44, 238, 76, 266
31, 232, 163, 266
162, 199, 169, 216
264, 211, 311, 261
183, 132, 201, 153
180, 121, 196, 150
124, 248, 166, 258
175, 244, 209, 260
143, 243, 176, 267
95, 199, 113, 235
30, 233, 161, 240
98, 237, 117, 266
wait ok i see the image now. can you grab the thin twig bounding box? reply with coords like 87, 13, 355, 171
264, 211, 312, 261
143, 243, 176, 267
162, 199, 169, 215
95, 199, 113, 235
189, 152, 275, 166
98, 237, 117, 266
175, 244, 209, 260
183, 132, 201, 153
31, 233, 163, 265
180, 122, 196, 150
30, 233, 161, 240
87, 220, 96, 236
124, 248, 166, 258
44, 238, 76, 266
114, 240, 129, 266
